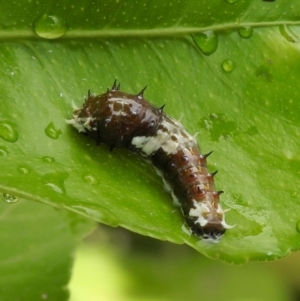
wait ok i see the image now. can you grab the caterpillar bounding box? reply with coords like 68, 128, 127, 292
66, 81, 233, 242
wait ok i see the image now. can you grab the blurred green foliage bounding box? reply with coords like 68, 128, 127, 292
70, 226, 300, 301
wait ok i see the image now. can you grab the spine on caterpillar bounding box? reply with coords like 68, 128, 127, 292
67, 81, 234, 242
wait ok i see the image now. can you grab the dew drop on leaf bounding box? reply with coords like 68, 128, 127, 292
83, 174, 99, 186
225, 0, 238, 3
192, 31, 218, 55
279, 24, 297, 43
2, 193, 19, 204
45, 122, 62, 140
238, 26, 253, 39
290, 191, 298, 198
42, 172, 68, 194
17, 165, 31, 174
0, 121, 18, 142
222, 59, 236, 72
33, 14, 67, 39
42, 156, 55, 163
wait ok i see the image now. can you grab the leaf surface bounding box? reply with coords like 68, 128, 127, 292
0, 0, 300, 266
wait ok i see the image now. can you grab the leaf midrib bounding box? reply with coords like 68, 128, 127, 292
1, 21, 300, 40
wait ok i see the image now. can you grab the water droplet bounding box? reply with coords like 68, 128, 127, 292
0, 146, 8, 156
279, 24, 297, 43
222, 59, 236, 72
238, 26, 253, 39
42, 156, 55, 163
266, 251, 273, 256
225, 0, 238, 3
83, 174, 99, 186
45, 122, 62, 140
290, 191, 298, 199
17, 165, 31, 174
3, 193, 19, 203
0, 121, 18, 142
296, 219, 300, 233
192, 31, 218, 55
33, 14, 67, 39
42, 172, 68, 194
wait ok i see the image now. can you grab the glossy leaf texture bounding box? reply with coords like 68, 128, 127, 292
0, 0, 300, 267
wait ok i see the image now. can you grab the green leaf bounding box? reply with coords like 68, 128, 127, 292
1, 0, 300, 267
0, 199, 94, 301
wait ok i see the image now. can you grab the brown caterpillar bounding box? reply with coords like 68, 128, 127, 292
66, 81, 233, 242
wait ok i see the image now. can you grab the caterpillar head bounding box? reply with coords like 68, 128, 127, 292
187, 200, 234, 243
